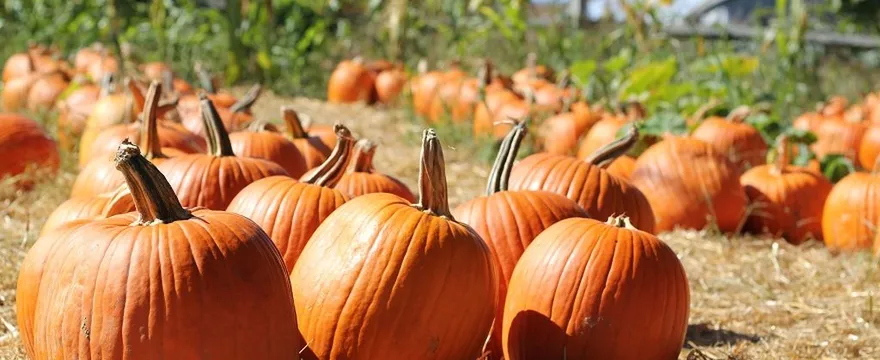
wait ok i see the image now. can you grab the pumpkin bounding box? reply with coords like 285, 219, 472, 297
411, 60, 447, 117
511, 52, 554, 86
859, 124, 880, 169
606, 155, 637, 180
72, 44, 106, 74
26, 71, 70, 111
179, 84, 260, 137
427, 60, 506, 124
229, 120, 308, 178
1, 73, 39, 111
301, 114, 337, 149
280, 106, 333, 169
502, 216, 689, 360
691, 106, 769, 170
72, 82, 187, 198
157, 94, 288, 210
227, 125, 353, 272
375, 66, 408, 105
822, 156, 880, 254
18, 140, 301, 359
78, 79, 149, 164
575, 103, 644, 159
291, 129, 496, 359
472, 90, 523, 139
334, 139, 415, 201
2, 45, 61, 82
327, 58, 376, 104
630, 136, 747, 233
538, 101, 601, 156
56, 77, 107, 150
0, 114, 59, 186
740, 136, 832, 244
453, 121, 587, 359
812, 105, 867, 162
78, 90, 203, 168
41, 185, 134, 235
508, 124, 655, 233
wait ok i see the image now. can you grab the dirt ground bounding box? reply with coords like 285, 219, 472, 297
1, 89, 878, 359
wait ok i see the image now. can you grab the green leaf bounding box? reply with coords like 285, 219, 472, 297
618, 57, 677, 102
783, 128, 818, 145
569, 60, 597, 88
820, 154, 855, 183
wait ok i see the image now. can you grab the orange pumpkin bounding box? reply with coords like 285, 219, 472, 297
511, 52, 554, 87
630, 137, 747, 233
812, 106, 867, 162
280, 106, 332, 169
453, 122, 587, 359
229, 121, 308, 178
327, 58, 375, 104
575, 103, 644, 160
375, 66, 407, 105
78, 79, 152, 164
291, 129, 495, 359
2, 45, 61, 82
18, 141, 301, 359
606, 155, 637, 180
178, 84, 260, 137
0, 114, 59, 186
41, 185, 134, 235
56, 80, 105, 150
334, 139, 415, 201
472, 90, 523, 139
538, 102, 601, 156
502, 216, 689, 360
740, 136, 832, 244
822, 157, 880, 254
859, 124, 880, 169
509, 124, 655, 233
411, 60, 446, 116
227, 125, 353, 272
691, 106, 768, 170
26, 71, 70, 111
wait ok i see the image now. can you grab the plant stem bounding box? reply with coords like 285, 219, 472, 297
347, 139, 377, 173
230, 84, 263, 113
302, 124, 354, 186
415, 129, 452, 218
200, 94, 236, 157
115, 140, 191, 225
486, 121, 527, 195
281, 106, 308, 139
140, 81, 166, 160
585, 123, 638, 168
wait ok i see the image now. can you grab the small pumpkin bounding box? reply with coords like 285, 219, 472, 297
78, 79, 150, 164
472, 90, 523, 139
630, 136, 747, 233
427, 60, 506, 124
453, 121, 587, 359
56, 76, 108, 150
26, 71, 70, 111
511, 52, 554, 87
280, 106, 333, 169
575, 103, 644, 159
327, 57, 376, 104
334, 139, 415, 201
0, 114, 59, 186
41, 185, 134, 236
18, 140, 301, 359
740, 136, 832, 244
538, 101, 601, 156
375, 66, 408, 105
291, 129, 496, 359
502, 216, 689, 360
822, 156, 880, 254
229, 120, 308, 178
509, 124, 656, 233
179, 84, 261, 137
859, 124, 880, 169
227, 125, 353, 272
812, 105, 867, 162
411, 60, 447, 117
157, 94, 288, 210
691, 106, 769, 170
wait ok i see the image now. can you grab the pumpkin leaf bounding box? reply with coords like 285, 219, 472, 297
783, 128, 818, 145
618, 57, 677, 102
820, 154, 855, 183
569, 60, 597, 89
746, 113, 785, 144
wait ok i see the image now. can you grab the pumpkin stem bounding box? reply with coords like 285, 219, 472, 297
417, 59, 428, 75
200, 93, 236, 157
161, 69, 174, 96
229, 84, 262, 114
415, 129, 453, 218
606, 215, 636, 230
726, 105, 752, 123
301, 124, 355, 186
139, 81, 166, 160
99, 73, 115, 98
486, 121, 528, 195
525, 52, 537, 80
194, 62, 216, 94
585, 123, 638, 168
347, 139, 377, 174
115, 140, 191, 225
246, 119, 279, 132
281, 106, 309, 139
771, 135, 790, 173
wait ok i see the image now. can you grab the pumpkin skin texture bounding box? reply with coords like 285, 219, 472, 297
230, 122, 308, 178
822, 168, 880, 254
502, 216, 689, 360
374, 67, 407, 104
452, 122, 587, 359
411, 62, 445, 117
18, 141, 301, 359
280, 106, 332, 170
56, 83, 102, 150
606, 155, 636, 180
0, 113, 59, 184
692, 109, 768, 171
507, 148, 655, 233
630, 137, 747, 233
227, 125, 353, 273
291, 129, 495, 360
327, 58, 375, 104
334, 139, 415, 201
740, 137, 832, 244
859, 125, 880, 169
812, 116, 867, 163
158, 95, 288, 210
41, 186, 134, 236
576, 115, 627, 159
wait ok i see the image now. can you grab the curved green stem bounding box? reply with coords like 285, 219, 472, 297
585, 123, 638, 168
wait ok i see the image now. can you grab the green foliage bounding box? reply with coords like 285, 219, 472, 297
820, 154, 856, 183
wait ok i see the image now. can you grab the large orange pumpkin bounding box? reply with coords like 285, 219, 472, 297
630, 137, 747, 233
227, 125, 352, 272
508, 124, 655, 233
453, 122, 587, 359
334, 139, 415, 201
157, 94, 288, 210
327, 58, 375, 104
0, 114, 59, 185
822, 158, 880, 254
229, 121, 308, 178
17, 141, 301, 359
291, 129, 496, 359
740, 136, 832, 244
691, 106, 768, 170
502, 216, 689, 360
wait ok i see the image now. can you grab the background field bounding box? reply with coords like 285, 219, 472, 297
3, 0, 880, 359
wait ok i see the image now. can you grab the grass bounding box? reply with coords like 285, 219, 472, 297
1, 88, 879, 359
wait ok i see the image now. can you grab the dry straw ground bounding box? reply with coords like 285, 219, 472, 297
1, 89, 878, 359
